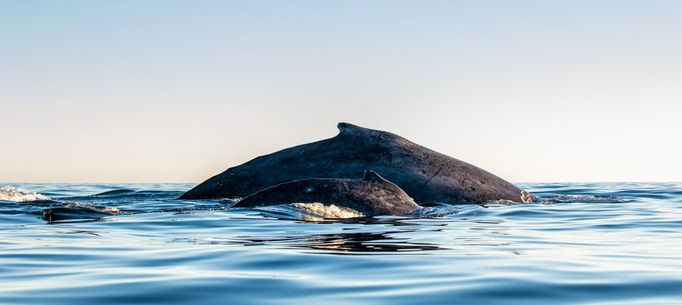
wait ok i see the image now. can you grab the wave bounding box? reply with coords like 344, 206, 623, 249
91, 189, 138, 197
538, 195, 629, 204
0, 186, 50, 202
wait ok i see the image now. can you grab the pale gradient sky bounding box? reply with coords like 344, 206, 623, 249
1, 0, 681, 183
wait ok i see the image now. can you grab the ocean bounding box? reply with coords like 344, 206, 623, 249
1, 182, 681, 304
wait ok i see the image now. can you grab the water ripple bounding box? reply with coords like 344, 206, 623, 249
1, 183, 682, 304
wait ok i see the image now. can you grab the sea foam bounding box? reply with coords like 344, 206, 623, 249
291, 202, 365, 219
0, 186, 50, 202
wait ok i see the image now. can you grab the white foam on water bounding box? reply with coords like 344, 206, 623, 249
291, 202, 365, 219
521, 190, 535, 203
0, 186, 50, 202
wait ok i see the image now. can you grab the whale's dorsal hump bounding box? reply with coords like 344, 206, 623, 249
337, 122, 394, 138
336, 122, 406, 146
363, 170, 388, 183
337, 122, 366, 135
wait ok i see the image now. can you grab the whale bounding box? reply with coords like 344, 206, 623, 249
235, 171, 421, 216
180, 122, 535, 204
42, 203, 123, 222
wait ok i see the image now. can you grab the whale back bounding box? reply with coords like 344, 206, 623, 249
180, 122, 531, 204
234, 171, 421, 216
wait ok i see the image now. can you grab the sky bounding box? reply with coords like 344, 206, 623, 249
1, 0, 681, 183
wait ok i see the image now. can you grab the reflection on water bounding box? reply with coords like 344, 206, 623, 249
1, 182, 682, 305
174, 231, 444, 253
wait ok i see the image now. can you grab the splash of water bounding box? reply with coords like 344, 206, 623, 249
291, 202, 365, 219
0, 186, 50, 202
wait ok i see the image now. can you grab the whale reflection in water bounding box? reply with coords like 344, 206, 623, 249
173, 231, 444, 253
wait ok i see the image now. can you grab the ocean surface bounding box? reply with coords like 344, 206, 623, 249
1, 182, 681, 305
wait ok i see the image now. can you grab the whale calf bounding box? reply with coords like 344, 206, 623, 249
235, 171, 421, 216
42, 203, 123, 222
181, 122, 534, 204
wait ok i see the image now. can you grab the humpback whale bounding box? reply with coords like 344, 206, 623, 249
181, 122, 534, 204
235, 171, 421, 216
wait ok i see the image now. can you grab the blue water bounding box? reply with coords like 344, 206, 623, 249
1, 183, 681, 304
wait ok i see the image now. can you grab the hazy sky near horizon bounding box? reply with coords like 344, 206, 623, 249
1, 0, 681, 183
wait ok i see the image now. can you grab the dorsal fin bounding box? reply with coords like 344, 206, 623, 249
336, 122, 403, 143
363, 170, 387, 182
337, 122, 363, 134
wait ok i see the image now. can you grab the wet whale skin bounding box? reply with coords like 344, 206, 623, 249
180, 122, 532, 204
234, 171, 421, 216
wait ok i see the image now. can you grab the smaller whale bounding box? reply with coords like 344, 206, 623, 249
234, 171, 421, 217
42, 203, 123, 222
